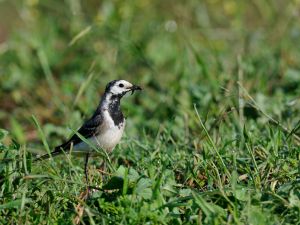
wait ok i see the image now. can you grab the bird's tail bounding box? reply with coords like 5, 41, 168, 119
0, 148, 61, 164
0, 148, 62, 182
34, 148, 62, 162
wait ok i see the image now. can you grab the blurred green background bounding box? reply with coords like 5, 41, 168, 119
1, 0, 300, 146
1, 0, 300, 224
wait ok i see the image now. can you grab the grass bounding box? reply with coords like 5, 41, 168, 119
1, 0, 300, 224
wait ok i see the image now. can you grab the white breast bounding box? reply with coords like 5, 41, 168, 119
95, 110, 125, 152
73, 110, 125, 155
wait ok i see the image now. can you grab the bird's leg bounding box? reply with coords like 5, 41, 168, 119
84, 153, 90, 193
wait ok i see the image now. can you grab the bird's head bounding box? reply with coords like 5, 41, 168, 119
105, 80, 142, 97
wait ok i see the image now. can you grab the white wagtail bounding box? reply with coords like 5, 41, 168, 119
36, 80, 142, 181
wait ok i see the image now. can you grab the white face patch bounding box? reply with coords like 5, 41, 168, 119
109, 80, 133, 96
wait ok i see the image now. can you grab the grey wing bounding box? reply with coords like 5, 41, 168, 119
35, 113, 104, 161
55, 113, 104, 151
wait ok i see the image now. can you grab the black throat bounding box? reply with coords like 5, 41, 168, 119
107, 95, 124, 127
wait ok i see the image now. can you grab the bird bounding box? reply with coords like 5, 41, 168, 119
35, 79, 142, 182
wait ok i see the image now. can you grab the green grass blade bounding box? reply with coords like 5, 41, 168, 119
31, 115, 52, 159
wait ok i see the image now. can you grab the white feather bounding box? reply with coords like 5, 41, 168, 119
72, 110, 125, 155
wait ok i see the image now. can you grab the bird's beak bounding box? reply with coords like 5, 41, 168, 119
129, 84, 142, 95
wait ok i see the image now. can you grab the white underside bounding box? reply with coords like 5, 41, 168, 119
72, 110, 125, 155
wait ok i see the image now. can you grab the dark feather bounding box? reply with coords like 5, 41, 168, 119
108, 96, 124, 127
57, 113, 103, 150
35, 113, 103, 161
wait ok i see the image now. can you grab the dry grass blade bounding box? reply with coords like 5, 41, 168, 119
237, 82, 300, 145
73, 189, 90, 225
69, 26, 92, 46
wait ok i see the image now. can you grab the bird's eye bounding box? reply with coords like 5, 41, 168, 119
119, 83, 124, 88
